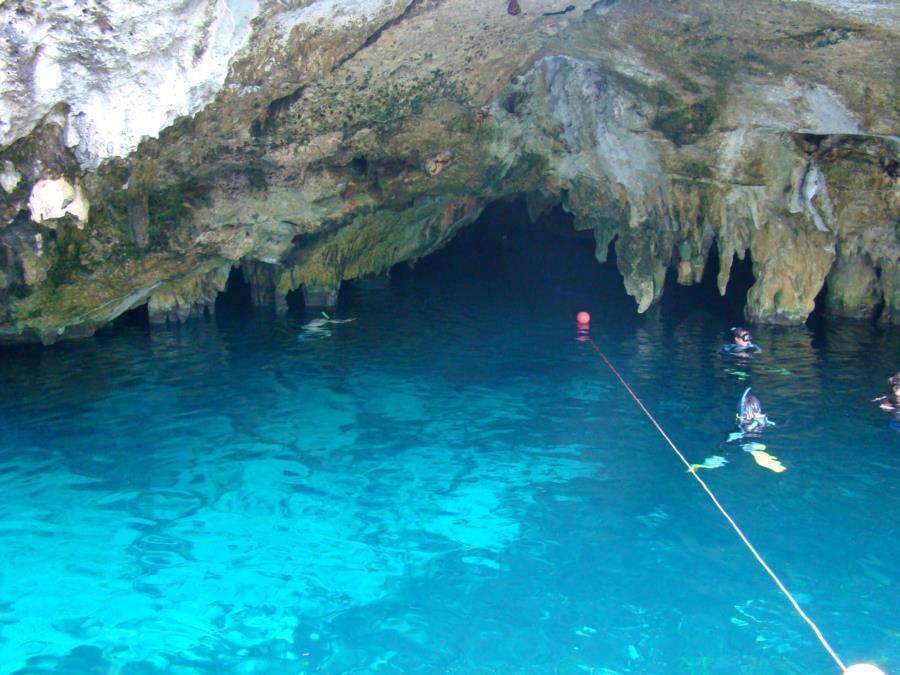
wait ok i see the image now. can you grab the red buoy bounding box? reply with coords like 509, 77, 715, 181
576, 311, 591, 324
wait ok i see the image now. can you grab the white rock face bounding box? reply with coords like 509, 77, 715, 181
0, 160, 21, 193
536, 56, 663, 226
727, 77, 861, 135
0, 0, 260, 168
0, 0, 406, 169
27, 177, 89, 225
269, 0, 399, 38
786, 0, 900, 28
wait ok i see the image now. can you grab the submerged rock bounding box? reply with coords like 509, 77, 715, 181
0, 0, 897, 342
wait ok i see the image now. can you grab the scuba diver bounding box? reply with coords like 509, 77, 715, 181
872, 372, 900, 411
726, 387, 784, 471
737, 387, 775, 434
721, 327, 761, 355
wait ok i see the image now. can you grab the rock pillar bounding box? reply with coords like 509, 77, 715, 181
302, 282, 340, 308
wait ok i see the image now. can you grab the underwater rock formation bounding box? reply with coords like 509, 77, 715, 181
0, 0, 897, 342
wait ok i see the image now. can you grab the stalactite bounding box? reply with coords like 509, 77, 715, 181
147, 265, 231, 325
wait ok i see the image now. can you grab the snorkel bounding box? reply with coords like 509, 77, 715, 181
739, 387, 751, 418
739, 387, 753, 429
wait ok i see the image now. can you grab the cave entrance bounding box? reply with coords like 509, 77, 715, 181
108, 301, 150, 329
391, 198, 631, 314
285, 286, 305, 312
388, 197, 755, 327
660, 243, 754, 326
215, 266, 253, 314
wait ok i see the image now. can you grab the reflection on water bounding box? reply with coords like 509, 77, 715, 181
0, 224, 897, 674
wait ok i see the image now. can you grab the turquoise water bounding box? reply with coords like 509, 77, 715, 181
1, 215, 898, 674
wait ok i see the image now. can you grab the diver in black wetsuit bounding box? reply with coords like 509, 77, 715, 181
729, 387, 775, 440
726, 387, 776, 443
738, 388, 774, 433
721, 327, 761, 355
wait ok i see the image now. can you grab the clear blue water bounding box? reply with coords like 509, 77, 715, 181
1, 212, 898, 674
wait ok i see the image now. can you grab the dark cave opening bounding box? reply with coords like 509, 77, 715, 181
660, 245, 754, 326
109, 301, 150, 329
396, 197, 756, 328
807, 279, 829, 331
216, 265, 253, 313
284, 286, 306, 313
395, 198, 612, 287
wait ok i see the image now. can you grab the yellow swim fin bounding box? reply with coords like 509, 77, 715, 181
750, 450, 786, 473
688, 464, 715, 472
688, 456, 727, 472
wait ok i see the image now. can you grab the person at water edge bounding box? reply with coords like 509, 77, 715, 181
721, 326, 761, 355
873, 372, 900, 411
738, 387, 774, 434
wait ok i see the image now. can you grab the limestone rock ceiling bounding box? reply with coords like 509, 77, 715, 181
0, 0, 897, 343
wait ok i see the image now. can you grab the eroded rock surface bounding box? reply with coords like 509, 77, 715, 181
0, 0, 897, 343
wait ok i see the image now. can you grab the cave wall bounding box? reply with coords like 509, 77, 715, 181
0, 0, 897, 343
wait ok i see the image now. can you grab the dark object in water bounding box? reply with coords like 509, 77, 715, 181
544, 4, 576, 15
508, 0, 521, 16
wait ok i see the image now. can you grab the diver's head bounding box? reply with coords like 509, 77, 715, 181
731, 327, 753, 348
743, 394, 762, 419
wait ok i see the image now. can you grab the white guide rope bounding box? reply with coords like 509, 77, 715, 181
584, 336, 850, 673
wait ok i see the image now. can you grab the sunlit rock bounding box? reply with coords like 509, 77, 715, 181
0, 160, 20, 193
0, 0, 260, 169
27, 177, 89, 226
746, 219, 836, 324
144, 264, 230, 324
